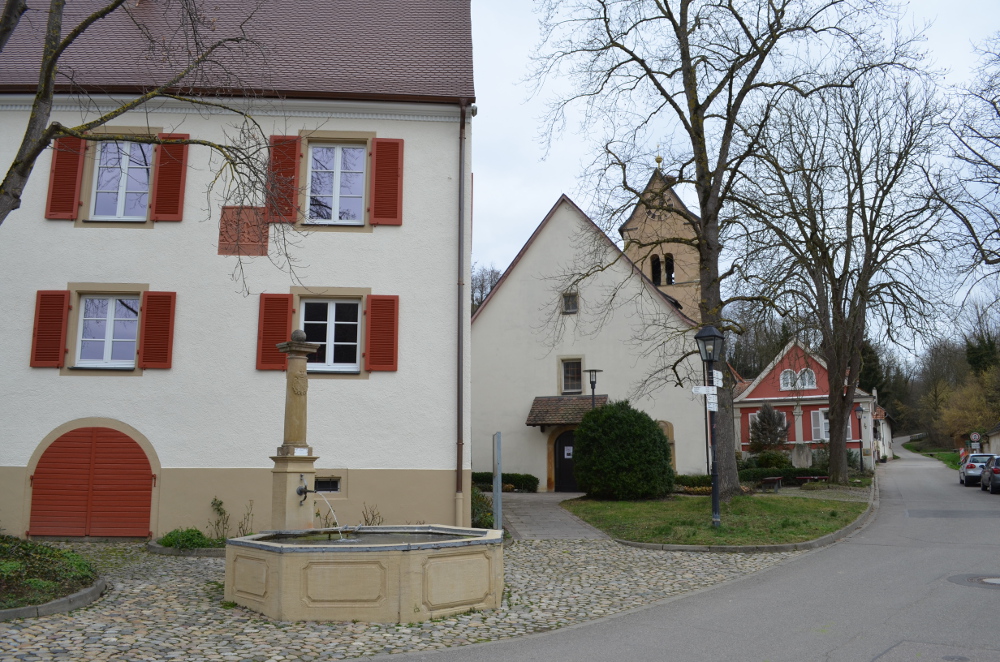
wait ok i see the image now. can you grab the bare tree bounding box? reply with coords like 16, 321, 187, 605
0, 0, 278, 271
730, 70, 950, 482
531, 0, 916, 496
935, 33, 1000, 272
471, 261, 502, 314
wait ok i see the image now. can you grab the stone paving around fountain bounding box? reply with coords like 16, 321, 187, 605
0, 540, 799, 661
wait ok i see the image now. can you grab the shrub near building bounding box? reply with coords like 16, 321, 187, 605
574, 400, 674, 500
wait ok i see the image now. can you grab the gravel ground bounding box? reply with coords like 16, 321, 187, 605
0, 541, 798, 661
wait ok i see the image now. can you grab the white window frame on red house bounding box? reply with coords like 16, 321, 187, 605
304, 144, 366, 226
811, 409, 831, 441
75, 294, 141, 368
300, 298, 362, 373
90, 141, 153, 221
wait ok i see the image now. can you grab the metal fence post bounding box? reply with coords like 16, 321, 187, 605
492, 432, 502, 531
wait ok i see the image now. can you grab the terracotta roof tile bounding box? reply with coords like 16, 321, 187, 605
526, 395, 608, 427
0, 1, 475, 102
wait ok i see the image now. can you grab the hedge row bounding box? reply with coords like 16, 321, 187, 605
471, 472, 539, 493
675, 467, 825, 488
674, 474, 713, 488
738, 467, 825, 483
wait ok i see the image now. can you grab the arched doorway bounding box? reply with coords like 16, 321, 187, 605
30, 427, 153, 537
555, 430, 578, 492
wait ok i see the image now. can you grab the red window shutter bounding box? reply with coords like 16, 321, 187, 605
370, 138, 403, 226
265, 136, 301, 223
45, 137, 86, 220
257, 293, 293, 370
30, 290, 70, 367
138, 291, 176, 369
365, 295, 399, 371
149, 133, 189, 221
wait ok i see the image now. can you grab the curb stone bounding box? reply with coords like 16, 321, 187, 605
146, 540, 226, 557
0, 576, 107, 622
616, 477, 878, 553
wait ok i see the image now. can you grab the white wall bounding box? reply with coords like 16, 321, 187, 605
471, 199, 708, 486
0, 96, 472, 473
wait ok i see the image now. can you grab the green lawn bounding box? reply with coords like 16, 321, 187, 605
562, 495, 867, 546
902, 441, 963, 470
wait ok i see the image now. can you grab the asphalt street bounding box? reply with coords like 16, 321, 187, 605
389, 438, 1000, 662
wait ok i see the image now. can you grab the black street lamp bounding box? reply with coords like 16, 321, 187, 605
695, 325, 725, 528
585, 369, 603, 409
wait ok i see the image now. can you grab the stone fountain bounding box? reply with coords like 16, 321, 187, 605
224, 331, 503, 623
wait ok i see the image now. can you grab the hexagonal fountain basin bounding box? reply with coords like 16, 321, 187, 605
224, 525, 503, 623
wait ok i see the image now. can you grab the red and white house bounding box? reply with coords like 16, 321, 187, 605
733, 341, 890, 469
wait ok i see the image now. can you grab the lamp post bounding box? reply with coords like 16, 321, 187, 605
854, 404, 865, 473
585, 369, 603, 409
695, 325, 724, 528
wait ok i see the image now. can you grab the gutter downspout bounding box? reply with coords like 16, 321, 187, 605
455, 99, 469, 527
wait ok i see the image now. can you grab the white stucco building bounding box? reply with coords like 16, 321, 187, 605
471, 195, 709, 491
0, 2, 475, 537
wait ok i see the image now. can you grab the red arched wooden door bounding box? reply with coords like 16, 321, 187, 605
30, 427, 153, 537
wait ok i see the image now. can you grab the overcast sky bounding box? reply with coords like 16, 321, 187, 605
469, 0, 1000, 274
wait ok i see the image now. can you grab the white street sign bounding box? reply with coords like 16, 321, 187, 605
707, 401, 718, 412
692, 385, 716, 395
713, 370, 724, 385
706, 394, 718, 408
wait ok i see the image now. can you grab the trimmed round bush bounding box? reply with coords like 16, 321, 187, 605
754, 449, 792, 469
573, 400, 674, 500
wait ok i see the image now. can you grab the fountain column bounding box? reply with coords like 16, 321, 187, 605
270, 329, 320, 531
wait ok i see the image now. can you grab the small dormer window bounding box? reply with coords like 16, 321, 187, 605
779, 369, 797, 390
797, 368, 817, 389
780, 367, 817, 390
562, 293, 578, 314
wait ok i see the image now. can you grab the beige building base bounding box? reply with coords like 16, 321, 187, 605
4, 466, 472, 539
224, 526, 503, 623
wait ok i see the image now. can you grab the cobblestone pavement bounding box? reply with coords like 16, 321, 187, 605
0, 541, 799, 661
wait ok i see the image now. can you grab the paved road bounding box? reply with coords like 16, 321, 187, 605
392, 438, 1000, 661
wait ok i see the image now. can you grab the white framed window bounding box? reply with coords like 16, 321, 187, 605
562, 359, 582, 394
779, 369, 797, 390
562, 292, 578, 314
796, 368, 817, 389
811, 409, 831, 441
91, 141, 152, 221
76, 295, 140, 368
301, 299, 361, 372
306, 144, 366, 225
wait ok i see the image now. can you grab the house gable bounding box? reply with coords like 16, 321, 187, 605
472, 195, 694, 328
738, 341, 830, 401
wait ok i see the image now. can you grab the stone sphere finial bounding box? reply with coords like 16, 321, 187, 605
291, 329, 307, 342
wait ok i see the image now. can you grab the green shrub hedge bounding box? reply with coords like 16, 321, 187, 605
158, 528, 224, 549
470, 486, 494, 529
574, 400, 674, 500
471, 472, 539, 493
674, 474, 713, 488
737, 467, 825, 483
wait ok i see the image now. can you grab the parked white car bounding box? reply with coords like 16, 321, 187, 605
960, 454, 997, 486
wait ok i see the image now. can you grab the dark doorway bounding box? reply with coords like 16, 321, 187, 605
555, 430, 579, 492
